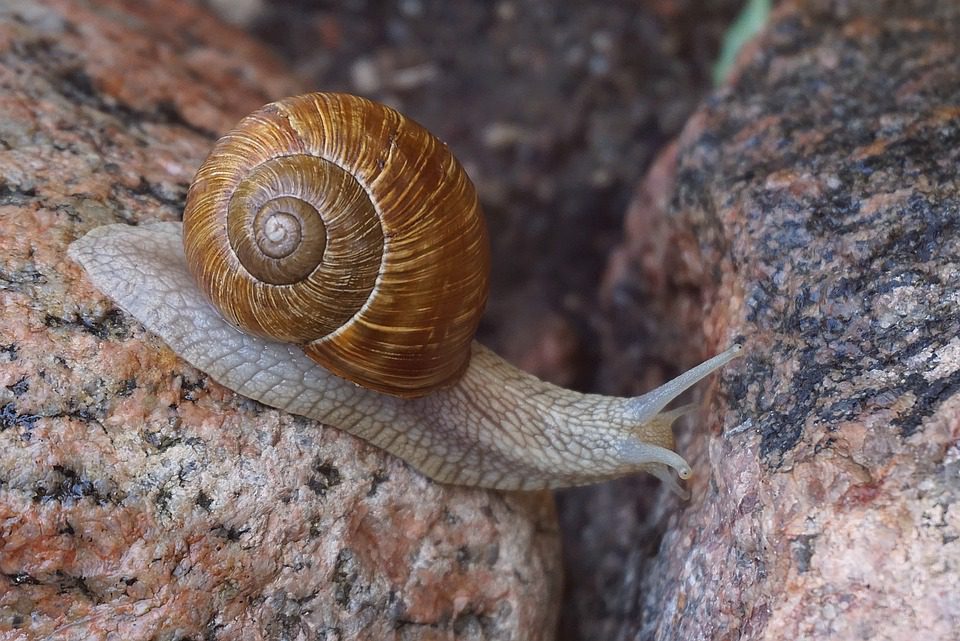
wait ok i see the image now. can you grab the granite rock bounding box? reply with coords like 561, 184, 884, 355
567, 1, 960, 639
0, 1, 561, 639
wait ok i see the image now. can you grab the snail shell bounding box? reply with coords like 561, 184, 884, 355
183, 93, 489, 397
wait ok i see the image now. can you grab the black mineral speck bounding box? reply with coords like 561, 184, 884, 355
5, 376, 29, 396
307, 458, 342, 496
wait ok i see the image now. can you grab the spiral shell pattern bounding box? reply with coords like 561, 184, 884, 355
182, 93, 489, 397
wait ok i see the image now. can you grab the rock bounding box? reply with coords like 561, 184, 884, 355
566, 1, 960, 639
0, 1, 560, 639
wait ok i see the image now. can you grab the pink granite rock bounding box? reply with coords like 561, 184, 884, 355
563, 1, 960, 639
0, 1, 561, 639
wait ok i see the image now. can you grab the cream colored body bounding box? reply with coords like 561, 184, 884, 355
69, 222, 740, 490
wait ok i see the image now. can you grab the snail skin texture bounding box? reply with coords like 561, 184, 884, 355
69, 92, 741, 491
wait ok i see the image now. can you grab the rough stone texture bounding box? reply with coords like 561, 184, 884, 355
565, 1, 960, 639
0, 1, 561, 639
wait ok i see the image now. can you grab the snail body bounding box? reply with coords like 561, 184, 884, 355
69, 93, 741, 491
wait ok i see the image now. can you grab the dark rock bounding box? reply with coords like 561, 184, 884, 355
568, 1, 960, 639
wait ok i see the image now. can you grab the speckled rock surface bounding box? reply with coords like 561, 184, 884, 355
0, 1, 561, 639
566, 1, 960, 639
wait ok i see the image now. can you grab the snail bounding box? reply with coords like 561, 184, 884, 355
68, 92, 741, 492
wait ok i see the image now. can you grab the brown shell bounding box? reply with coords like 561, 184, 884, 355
182, 93, 490, 398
